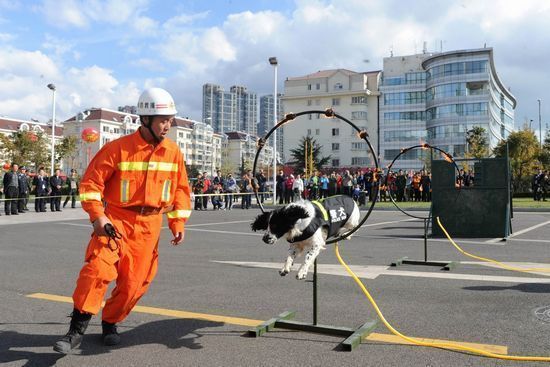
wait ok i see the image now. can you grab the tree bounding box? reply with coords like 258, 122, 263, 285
493, 127, 540, 192
185, 164, 200, 179
538, 130, 550, 170
465, 126, 489, 159
55, 135, 78, 170
0, 130, 49, 169
288, 136, 331, 175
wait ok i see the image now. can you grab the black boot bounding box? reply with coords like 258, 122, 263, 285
102, 321, 120, 346
53, 309, 91, 354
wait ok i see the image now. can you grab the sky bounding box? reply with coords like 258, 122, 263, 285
0, 0, 549, 136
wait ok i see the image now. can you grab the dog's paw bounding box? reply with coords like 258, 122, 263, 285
279, 268, 289, 276
296, 272, 307, 280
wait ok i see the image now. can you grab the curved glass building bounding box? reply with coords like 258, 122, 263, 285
423, 48, 515, 155
380, 47, 515, 170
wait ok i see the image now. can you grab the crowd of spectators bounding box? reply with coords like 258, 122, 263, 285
190, 167, 460, 210
0, 164, 79, 215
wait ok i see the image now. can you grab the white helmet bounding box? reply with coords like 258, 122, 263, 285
136, 87, 177, 116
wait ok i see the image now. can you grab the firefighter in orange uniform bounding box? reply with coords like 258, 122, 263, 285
54, 88, 191, 354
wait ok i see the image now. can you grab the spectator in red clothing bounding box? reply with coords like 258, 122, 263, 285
202, 171, 210, 210
284, 174, 295, 203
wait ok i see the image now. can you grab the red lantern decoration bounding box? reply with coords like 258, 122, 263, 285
81, 128, 100, 143
26, 131, 38, 142
2, 163, 10, 170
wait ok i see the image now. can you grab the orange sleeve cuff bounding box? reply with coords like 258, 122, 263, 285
82, 203, 106, 223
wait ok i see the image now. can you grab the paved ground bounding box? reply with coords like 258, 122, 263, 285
1, 205, 550, 366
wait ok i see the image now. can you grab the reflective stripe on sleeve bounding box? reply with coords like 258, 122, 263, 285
79, 192, 102, 201
121, 180, 130, 203
166, 209, 191, 219
118, 161, 178, 172
162, 180, 171, 202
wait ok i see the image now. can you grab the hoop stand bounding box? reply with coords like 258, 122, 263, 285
391, 217, 456, 271
248, 259, 378, 351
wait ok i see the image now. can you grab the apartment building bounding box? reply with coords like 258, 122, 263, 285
202, 83, 258, 136
282, 69, 381, 168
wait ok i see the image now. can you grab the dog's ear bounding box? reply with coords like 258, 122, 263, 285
283, 205, 310, 222
251, 212, 271, 232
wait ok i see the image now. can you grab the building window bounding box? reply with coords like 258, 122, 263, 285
332, 143, 340, 151
351, 142, 365, 150
103, 126, 109, 132
316, 83, 320, 90
332, 128, 339, 136
334, 83, 343, 90
351, 111, 367, 120
315, 128, 320, 135
316, 114, 320, 119
351, 157, 369, 165
113, 128, 120, 134
307, 84, 312, 90
308, 114, 312, 120
351, 96, 367, 104
332, 159, 340, 167
307, 129, 312, 136
332, 98, 340, 106
307, 99, 312, 106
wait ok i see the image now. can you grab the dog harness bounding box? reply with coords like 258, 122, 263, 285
288, 196, 355, 243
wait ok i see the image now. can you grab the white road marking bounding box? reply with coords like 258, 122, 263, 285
213, 260, 550, 283
186, 220, 252, 227
354, 234, 508, 246
186, 228, 261, 237
507, 238, 550, 244
362, 218, 418, 227
508, 219, 550, 238
484, 219, 550, 243
58, 222, 90, 227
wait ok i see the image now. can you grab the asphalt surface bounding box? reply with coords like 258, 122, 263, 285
1, 204, 550, 366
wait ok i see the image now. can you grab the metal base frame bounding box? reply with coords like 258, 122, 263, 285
390, 218, 457, 271
247, 260, 377, 351
390, 256, 457, 271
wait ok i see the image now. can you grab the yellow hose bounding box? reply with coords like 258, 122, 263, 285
334, 242, 550, 361
436, 217, 550, 274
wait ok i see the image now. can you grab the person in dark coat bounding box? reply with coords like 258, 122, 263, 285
49, 168, 64, 211
18, 166, 30, 212
33, 167, 49, 212
63, 169, 80, 208
3, 163, 20, 215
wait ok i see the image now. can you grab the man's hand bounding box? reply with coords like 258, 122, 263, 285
93, 216, 112, 236
171, 231, 184, 246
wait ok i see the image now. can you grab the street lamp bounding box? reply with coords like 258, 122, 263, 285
538, 99, 542, 149
269, 56, 278, 204
47, 83, 56, 175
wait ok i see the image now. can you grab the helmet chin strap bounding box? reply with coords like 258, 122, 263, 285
143, 116, 162, 144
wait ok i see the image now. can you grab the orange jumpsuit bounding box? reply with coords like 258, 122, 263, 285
73, 129, 191, 323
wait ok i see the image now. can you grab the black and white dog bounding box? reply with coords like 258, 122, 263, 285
251, 195, 360, 280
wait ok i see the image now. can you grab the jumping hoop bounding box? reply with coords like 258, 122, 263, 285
251, 108, 380, 244
383, 143, 459, 221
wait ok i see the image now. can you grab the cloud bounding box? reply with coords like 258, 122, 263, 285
0, 47, 139, 121
5, 0, 550, 127
163, 11, 210, 30
0, 32, 16, 42
40, 0, 89, 29
38, 0, 150, 29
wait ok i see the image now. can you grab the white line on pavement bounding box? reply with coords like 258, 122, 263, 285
186, 220, 251, 227
186, 228, 262, 236
213, 260, 550, 283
